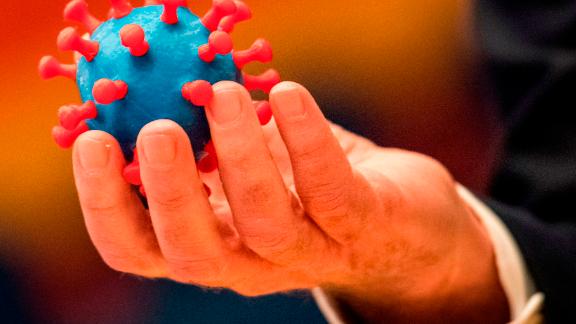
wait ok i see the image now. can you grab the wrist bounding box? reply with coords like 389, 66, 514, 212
324, 201, 510, 323
433, 202, 510, 323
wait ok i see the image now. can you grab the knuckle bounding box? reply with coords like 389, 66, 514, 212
93, 238, 165, 277
418, 154, 454, 183
100, 251, 151, 275
81, 195, 122, 216
295, 134, 330, 163
246, 232, 292, 253
148, 188, 192, 211
166, 255, 223, 281
160, 226, 192, 248
240, 180, 280, 207
83, 204, 119, 216
302, 181, 351, 220
241, 228, 306, 263
400, 151, 455, 184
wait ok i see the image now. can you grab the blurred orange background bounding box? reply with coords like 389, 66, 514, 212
0, 0, 501, 322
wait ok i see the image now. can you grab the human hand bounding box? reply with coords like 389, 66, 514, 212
72, 81, 508, 322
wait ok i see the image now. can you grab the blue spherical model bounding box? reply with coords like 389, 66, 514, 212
40, 0, 280, 188
79, 5, 241, 160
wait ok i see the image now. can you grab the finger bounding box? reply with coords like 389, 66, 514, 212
73, 131, 165, 277
137, 120, 229, 281
205, 81, 336, 265
269, 82, 373, 243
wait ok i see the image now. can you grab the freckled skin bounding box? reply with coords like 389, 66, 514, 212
77, 5, 242, 160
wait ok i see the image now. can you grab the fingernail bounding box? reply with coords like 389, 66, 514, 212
273, 83, 305, 119
210, 88, 243, 125
78, 136, 110, 173
142, 134, 177, 166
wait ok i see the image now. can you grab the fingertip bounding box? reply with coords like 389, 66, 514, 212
138, 119, 187, 140
270, 81, 316, 106
136, 120, 195, 173
73, 130, 122, 176
138, 119, 192, 157
74, 130, 118, 153
269, 81, 317, 121
212, 80, 249, 95
210, 81, 253, 110
269, 81, 303, 96
207, 81, 256, 128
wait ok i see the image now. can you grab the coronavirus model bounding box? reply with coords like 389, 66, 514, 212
39, 0, 280, 194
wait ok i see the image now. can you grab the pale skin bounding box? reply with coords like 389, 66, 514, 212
73, 81, 509, 323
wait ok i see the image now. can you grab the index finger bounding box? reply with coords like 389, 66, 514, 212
73, 131, 165, 277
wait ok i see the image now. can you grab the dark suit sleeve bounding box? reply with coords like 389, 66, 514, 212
476, 0, 576, 322
486, 200, 576, 322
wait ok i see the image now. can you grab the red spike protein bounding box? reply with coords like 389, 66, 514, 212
64, 0, 102, 33
219, 0, 251, 32
199, 31, 234, 62
57, 27, 100, 61
39, 56, 77, 80
58, 101, 98, 130
40, 0, 281, 194
202, 0, 237, 31
109, 0, 134, 18
120, 24, 149, 56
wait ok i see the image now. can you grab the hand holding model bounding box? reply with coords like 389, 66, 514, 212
73, 81, 509, 323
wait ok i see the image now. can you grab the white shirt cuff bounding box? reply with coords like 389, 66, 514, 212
457, 186, 544, 323
312, 186, 545, 324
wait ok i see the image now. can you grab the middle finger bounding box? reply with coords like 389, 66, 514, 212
205, 81, 335, 265
138, 120, 228, 281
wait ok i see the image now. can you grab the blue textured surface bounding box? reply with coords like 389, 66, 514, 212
77, 5, 242, 160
